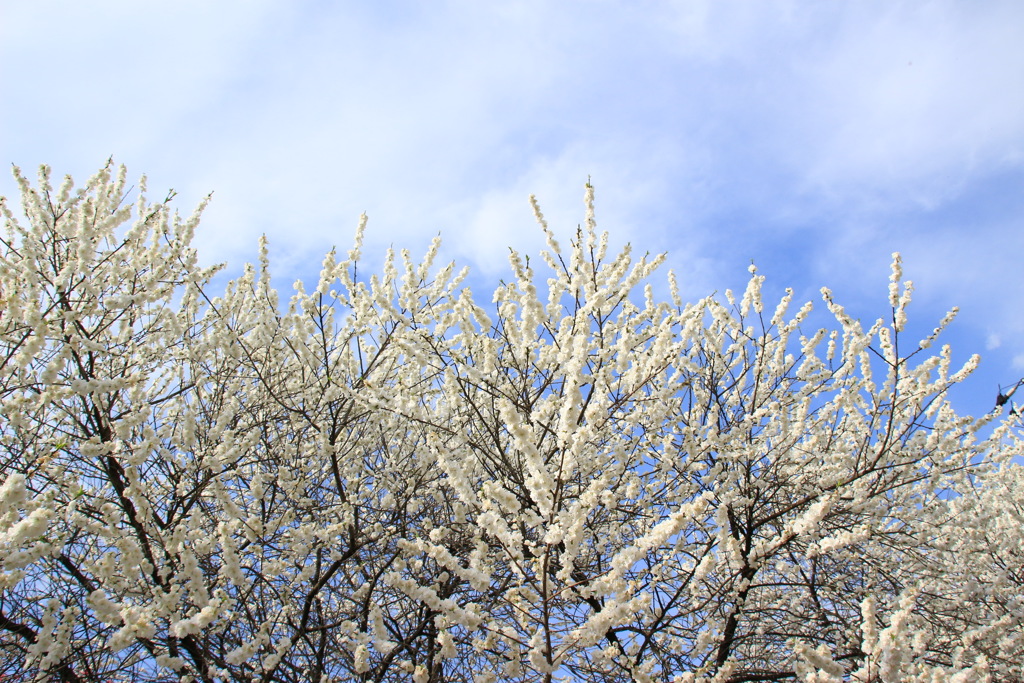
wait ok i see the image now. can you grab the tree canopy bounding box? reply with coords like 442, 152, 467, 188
1, 162, 1022, 682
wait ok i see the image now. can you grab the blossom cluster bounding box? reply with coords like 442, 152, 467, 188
0, 164, 1021, 682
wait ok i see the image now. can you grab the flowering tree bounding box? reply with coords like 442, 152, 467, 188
0, 163, 1020, 682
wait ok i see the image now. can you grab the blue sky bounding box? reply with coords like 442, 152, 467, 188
2, 0, 1023, 417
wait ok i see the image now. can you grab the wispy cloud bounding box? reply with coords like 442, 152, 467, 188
1, 0, 1021, 414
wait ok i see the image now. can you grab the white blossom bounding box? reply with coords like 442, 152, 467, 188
0, 163, 1020, 682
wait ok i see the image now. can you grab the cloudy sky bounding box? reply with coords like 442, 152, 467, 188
2, 0, 1023, 416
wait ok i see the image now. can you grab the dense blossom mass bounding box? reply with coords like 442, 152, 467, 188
0, 163, 1022, 682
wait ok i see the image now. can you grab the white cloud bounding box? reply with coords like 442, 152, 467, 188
792, 2, 1024, 204
1, 0, 1021, 397
6, 1, 1017, 252
0, 1, 280, 172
